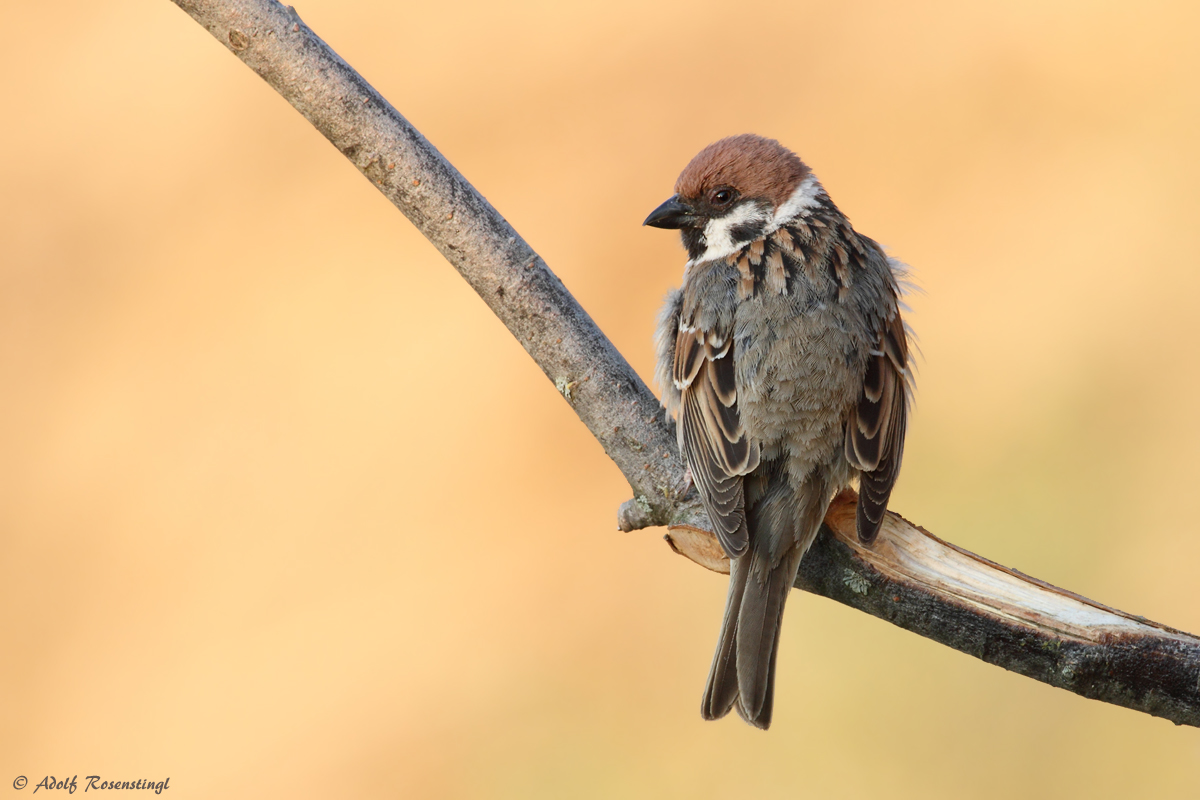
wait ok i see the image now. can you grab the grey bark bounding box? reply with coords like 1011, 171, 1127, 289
168, 0, 1200, 728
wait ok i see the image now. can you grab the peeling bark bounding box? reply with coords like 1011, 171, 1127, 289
669, 491, 1200, 726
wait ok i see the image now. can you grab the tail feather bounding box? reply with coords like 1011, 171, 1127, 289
757, 618, 783, 729
735, 546, 804, 727
701, 555, 747, 721
700, 468, 830, 729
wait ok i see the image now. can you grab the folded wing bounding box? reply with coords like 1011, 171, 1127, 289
844, 310, 909, 545
674, 321, 760, 558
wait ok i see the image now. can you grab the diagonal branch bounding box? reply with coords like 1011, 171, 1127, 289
168, 0, 1200, 727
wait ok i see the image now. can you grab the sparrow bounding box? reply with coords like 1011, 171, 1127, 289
645, 134, 911, 729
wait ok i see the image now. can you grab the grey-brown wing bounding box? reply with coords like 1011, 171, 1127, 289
674, 320, 760, 558
845, 310, 909, 545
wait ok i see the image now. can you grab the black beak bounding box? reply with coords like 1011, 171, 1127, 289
643, 196, 699, 229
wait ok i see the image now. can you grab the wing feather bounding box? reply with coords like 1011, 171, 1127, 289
847, 310, 909, 545
674, 326, 706, 391
675, 318, 759, 558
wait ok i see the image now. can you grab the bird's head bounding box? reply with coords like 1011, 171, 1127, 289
644, 134, 819, 263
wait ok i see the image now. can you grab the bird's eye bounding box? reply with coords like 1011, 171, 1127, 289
711, 188, 734, 205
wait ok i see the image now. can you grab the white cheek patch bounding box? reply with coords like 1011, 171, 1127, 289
698, 202, 770, 263
690, 175, 827, 267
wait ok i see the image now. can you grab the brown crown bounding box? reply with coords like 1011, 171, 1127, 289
674, 134, 811, 209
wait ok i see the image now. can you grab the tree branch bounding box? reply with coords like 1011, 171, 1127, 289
168, 0, 1200, 727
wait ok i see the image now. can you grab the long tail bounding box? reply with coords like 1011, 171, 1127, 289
701, 470, 829, 729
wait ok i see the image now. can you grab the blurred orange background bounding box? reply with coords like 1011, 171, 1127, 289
3, 1, 1199, 797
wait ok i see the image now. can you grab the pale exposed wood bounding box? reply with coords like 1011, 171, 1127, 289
825, 496, 1174, 644
168, 0, 1200, 727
